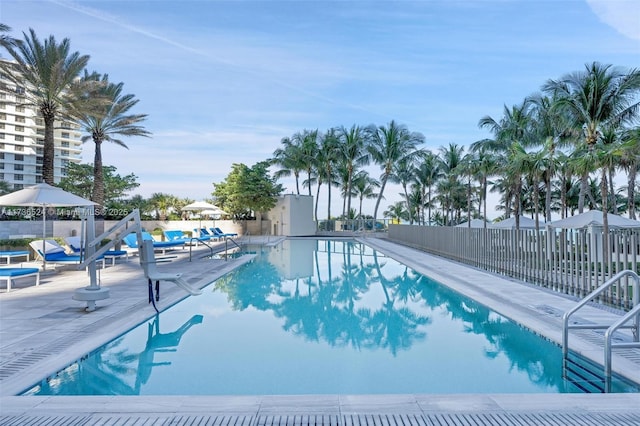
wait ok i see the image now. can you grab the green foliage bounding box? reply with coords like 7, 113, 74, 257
213, 161, 283, 219
58, 163, 139, 201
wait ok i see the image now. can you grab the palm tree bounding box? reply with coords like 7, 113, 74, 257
351, 171, 380, 224
76, 72, 150, 212
0, 23, 17, 48
272, 136, 304, 194
412, 151, 441, 226
543, 62, 640, 213
0, 28, 91, 184
469, 141, 498, 227
390, 158, 417, 224
337, 125, 370, 219
367, 120, 424, 225
620, 126, 640, 219
478, 101, 532, 218
315, 129, 340, 222
383, 201, 409, 224
438, 143, 465, 225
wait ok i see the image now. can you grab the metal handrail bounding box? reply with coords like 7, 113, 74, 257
604, 303, 640, 389
562, 269, 640, 389
188, 237, 215, 262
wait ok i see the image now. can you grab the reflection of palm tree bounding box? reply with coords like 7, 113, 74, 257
367, 250, 431, 355
135, 314, 203, 390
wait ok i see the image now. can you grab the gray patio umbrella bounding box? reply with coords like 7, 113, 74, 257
0, 183, 96, 269
182, 201, 224, 233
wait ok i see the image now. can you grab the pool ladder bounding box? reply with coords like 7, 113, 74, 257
562, 269, 640, 392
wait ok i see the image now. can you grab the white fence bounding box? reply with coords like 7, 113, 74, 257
389, 224, 640, 311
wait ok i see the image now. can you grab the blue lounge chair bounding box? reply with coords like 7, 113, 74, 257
164, 230, 189, 242
64, 236, 129, 266
194, 228, 215, 241
0, 250, 30, 264
0, 267, 40, 292
122, 232, 185, 254
29, 240, 107, 268
211, 227, 238, 238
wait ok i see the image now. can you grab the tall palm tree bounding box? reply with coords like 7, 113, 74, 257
337, 125, 370, 219
412, 151, 441, 226
367, 120, 424, 225
352, 171, 379, 221
469, 141, 498, 227
620, 126, 640, 219
0, 28, 91, 184
76, 72, 150, 212
390, 158, 417, 224
543, 62, 640, 214
272, 136, 304, 194
478, 101, 532, 218
438, 143, 465, 225
315, 129, 340, 221
0, 23, 17, 49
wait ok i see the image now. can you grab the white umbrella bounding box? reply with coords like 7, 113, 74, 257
0, 183, 96, 269
182, 201, 224, 233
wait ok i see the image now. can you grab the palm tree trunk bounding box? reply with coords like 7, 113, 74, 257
578, 171, 588, 213
628, 163, 637, 220
601, 168, 609, 265
42, 113, 56, 185
93, 140, 105, 216
373, 174, 389, 225
314, 182, 321, 222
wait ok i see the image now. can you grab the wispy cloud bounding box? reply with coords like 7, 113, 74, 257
586, 0, 640, 41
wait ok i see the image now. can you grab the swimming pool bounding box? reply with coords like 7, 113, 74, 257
22, 239, 639, 395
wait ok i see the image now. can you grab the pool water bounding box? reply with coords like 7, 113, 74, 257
23, 239, 639, 395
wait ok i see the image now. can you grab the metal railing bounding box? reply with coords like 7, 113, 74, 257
561, 270, 639, 391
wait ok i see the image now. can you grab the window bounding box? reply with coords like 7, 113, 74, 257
0, 173, 3, 180
0, 113, 6, 120
15, 145, 23, 152
15, 86, 25, 95
61, 159, 69, 167
15, 125, 24, 132
0, 133, 4, 139
61, 150, 69, 157
61, 141, 69, 148
15, 106, 25, 113
14, 174, 23, 181
13, 184, 24, 190
36, 147, 43, 155
0, 103, 5, 109
14, 154, 23, 161
0, 123, 4, 129
61, 132, 70, 139
14, 164, 23, 171
14, 135, 23, 142
35, 176, 42, 183
0, 163, 4, 169
35, 118, 44, 126
36, 166, 42, 174
15, 116, 25, 123
0, 143, 4, 149
15, 96, 25, 104
0, 153, 4, 159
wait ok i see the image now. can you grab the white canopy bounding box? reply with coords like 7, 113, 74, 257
455, 218, 490, 228
548, 210, 640, 229
490, 215, 540, 229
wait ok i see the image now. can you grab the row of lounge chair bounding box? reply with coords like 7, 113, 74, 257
1, 227, 238, 291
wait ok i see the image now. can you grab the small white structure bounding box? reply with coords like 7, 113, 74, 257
266, 194, 315, 236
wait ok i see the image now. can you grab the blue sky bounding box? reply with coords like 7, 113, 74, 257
1, 0, 639, 219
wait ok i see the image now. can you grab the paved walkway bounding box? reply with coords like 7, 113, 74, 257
0, 235, 639, 425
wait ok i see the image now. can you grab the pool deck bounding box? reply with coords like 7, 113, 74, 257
1, 235, 639, 425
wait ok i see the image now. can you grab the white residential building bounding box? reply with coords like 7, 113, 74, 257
0, 59, 83, 190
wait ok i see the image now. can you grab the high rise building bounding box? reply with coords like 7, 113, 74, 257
0, 59, 83, 190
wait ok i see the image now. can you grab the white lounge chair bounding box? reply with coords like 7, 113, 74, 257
29, 240, 107, 269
